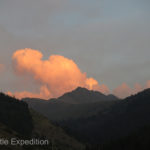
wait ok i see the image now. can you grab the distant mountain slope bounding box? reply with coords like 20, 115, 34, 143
0, 93, 84, 150
60, 88, 150, 144
53, 87, 118, 104
107, 94, 118, 100
0, 93, 33, 136
23, 87, 118, 121
31, 109, 84, 150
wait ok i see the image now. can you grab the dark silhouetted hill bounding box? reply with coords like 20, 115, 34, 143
0, 93, 84, 150
0, 93, 33, 136
60, 88, 150, 145
22, 88, 150, 149
23, 87, 118, 121
85, 125, 150, 150
55, 87, 118, 104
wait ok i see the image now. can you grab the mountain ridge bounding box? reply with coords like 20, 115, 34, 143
23, 87, 118, 121
23, 87, 119, 104
22, 88, 150, 148
60, 88, 150, 144
55, 87, 118, 104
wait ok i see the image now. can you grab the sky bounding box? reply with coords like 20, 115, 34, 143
0, 0, 150, 99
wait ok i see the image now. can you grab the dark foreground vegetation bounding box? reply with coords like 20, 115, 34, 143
1, 88, 150, 150
0, 93, 33, 136
59, 89, 150, 146
85, 125, 150, 150
0, 93, 84, 150
25, 87, 150, 150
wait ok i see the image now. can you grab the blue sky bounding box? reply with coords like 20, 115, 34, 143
0, 0, 150, 94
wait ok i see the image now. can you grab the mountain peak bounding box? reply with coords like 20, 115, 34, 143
71, 86, 98, 95
56, 87, 117, 104
107, 94, 119, 100
74, 86, 89, 92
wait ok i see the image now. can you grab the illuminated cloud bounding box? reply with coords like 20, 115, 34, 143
9, 48, 150, 100
145, 80, 150, 88
11, 48, 107, 99
133, 83, 143, 94
0, 64, 4, 72
113, 82, 149, 98
86, 78, 98, 90
7, 85, 51, 99
93, 84, 110, 95
113, 83, 133, 98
